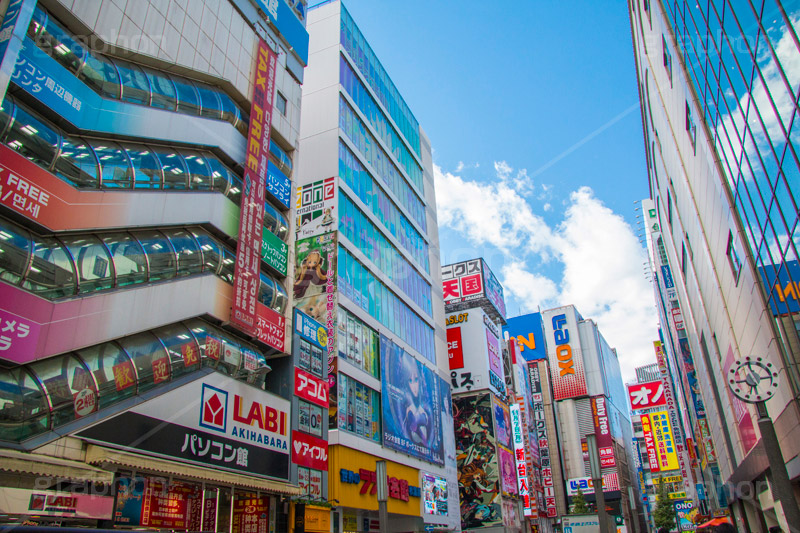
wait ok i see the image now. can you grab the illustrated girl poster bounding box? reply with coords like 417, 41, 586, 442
380, 334, 443, 465
493, 398, 512, 449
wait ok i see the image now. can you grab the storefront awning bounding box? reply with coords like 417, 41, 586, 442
0, 448, 115, 484
85, 445, 302, 496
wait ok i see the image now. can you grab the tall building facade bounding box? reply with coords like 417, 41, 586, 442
0, 0, 310, 529
297, 2, 456, 531
630, 1, 800, 530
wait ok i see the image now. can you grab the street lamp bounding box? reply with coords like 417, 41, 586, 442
586, 434, 611, 533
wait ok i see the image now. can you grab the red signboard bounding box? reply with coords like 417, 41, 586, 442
446, 327, 464, 369
640, 414, 660, 472
627, 381, 667, 410
231, 493, 269, 533
230, 38, 277, 336
591, 396, 615, 468
294, 367, 329, 408
291, 430, 328, 471
255, 302, 286, 352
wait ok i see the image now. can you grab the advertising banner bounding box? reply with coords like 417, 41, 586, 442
294, 309, 328, 350
510, 404, 530, 512
380, 335, 443, 465
296, 177, 337, 239
566, 474, 620, 496
255, 303, 286, 353
591, 396, 616, 468
422, 474, 448, 516
697, 418, 717, 466
481, 259, 507, 320
114, 476, 202, 529
446, 308, 505, 396
0, 488, 114, 520
498, 446, 518, 495
758, 259, 800, 315
674, 500, 697, 532
641, 414, 660, 472
650, 410, 679, 471
529, 361, 557, 517
454, 394, 501, 528
678, 338, 705, 418
261, 228, 288, 276
504, 313, 547, 361
231, 493, 269, 533
627, 381, 667, 411
78, 373, 291, 480
295, 368, 329, 408
231, 38, 276, 336
542, 307, 587, 400
442, 259, 484, 305
0, 0, 35, 105
493, 398, 512, 449
446, 326, 464, 369
291, 430, 328, 471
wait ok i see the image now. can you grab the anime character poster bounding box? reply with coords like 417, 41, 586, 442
380, 335, 444, 465
493, 398, 512, 449
498, 446, 518, 495
454, 394, 501, 529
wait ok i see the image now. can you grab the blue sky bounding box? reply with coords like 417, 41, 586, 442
333, 1, 658, 379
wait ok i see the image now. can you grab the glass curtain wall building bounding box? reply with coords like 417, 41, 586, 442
0, 0, 309, 530
298, 1, 456, 530
629, 0, 800, 530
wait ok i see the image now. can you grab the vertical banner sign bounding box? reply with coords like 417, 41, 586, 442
543, 308, 587, 400
591, 396, 616, 468
654, 342, 695, 497
510, 403, 532, 516
529, 361, 557, 518
649, 410, 679, 470
641, 414, 660, 472
230, 39, 276, 336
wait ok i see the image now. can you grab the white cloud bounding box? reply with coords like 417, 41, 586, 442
435, 166, 658, 381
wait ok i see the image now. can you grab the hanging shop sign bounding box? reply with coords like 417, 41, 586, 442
542, 307, 587, 400
627, 381, 667, 411
591, 396, 616, 468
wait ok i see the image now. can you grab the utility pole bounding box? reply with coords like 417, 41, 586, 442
587, 434, 612, 533
376, 460, 389, 533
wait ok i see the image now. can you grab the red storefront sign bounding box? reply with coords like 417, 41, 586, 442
255, 302, 286, 352
446, 327, 464, 369
291, 430, 328, 471
641, 414, 660, 472
230, 39, 277, 336
627, 381, 667, 410
294, 368, 328, 408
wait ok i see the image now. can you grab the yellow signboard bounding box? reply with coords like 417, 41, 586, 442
650, 411, 679, 471
669, 491, 688, 500
653, 475, 683, 485
303, 506, 331, 533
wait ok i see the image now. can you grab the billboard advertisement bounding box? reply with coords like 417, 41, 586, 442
441, 258, 506, 320
504, 313, 547, 361
591, 396, 616, 468
493, 398, 512, 449
454, 394, 501, 528
380, 335, 444, 465
230, 38, 277, 337
641, 414, 660, 472
498, 446, 518, 495
295, 177, 337, 239
422, 474, 448, 516
77, 373, 291, 480
529, 360, 558, 518
758, 259, 800, 315
678, 338, 706, 418
446, 308, 505, 396
0, 488, 114, 520
627, 381, 667, 411
542, 307, 588, 400
566, 473, 620, 496
510, 403, 531, 512
261, 228, 288, 277
650, 411, 679, 471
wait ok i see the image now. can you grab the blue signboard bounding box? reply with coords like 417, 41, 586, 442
267, 159, 291, 208
252, 0, 309, 64
293, 308, 326, 350
380, 335, 443, 465
503, 313, 547, 361
0, 0, 36, 99
661, 265, 675, 289
758, 260, 800, 315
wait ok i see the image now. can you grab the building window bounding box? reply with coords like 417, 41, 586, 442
681, 242, 687, 276
667, 191, 673, 227
276, 92, 287, 115
662, 36, 672, 84
726, 231, 742, 284
684, 232, 693, 261
685, 102, 697, 154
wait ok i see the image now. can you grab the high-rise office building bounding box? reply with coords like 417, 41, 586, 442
0, 0, 310, 529
297, 2, 456, 531
630, 1, 800, 530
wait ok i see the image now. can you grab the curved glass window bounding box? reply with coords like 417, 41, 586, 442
0, 95, 13, 138
218, 93, 241, 130
36, 12, 85, 74
196, 83, 222, 120
258, 274, 276, 309
191, 229, 222, 274
144, 68, 177, 111
29, 354, 93, 428
26, 7, 46, 40
54, 136, 99, 189
102, 233, 146, 287
133, 230, 176, 282
115, 59, 151, 106
93, 142, 133, 188
163, 229, 201, 276
272, 279, 288, 314
269, 140, 292, 175
4, 104, 60, 169
27, 236, 76, 298
183, 152, 214, 190
173, 77, 200, 115
125, 146, 162, 189
153, 149, 188, 189
118, 332, 170, 393
264, 201, 289, 242
79, 53, 120, 99
227, 173, 243, 206
206, 157, 233, 197
61, 235, 114, 293
152, 323, 200, 380
77, 344, 137, 409
0, 367, 49, 441
219, 248, 236, 283
0, 221, 31, 285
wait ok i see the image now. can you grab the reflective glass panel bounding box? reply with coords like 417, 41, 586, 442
206, 157, 232, 197
61, 235, 114, 293
27, 236, 76, 298
273, 279, 288, 314
144, 68, 177, 111
182, 152, 214, 190
4, 105, 60, 169
258, 274, 276, 309
125, 146, 162, 189
162, 228, 202, 276
152, 323, 201, 380
132, 230, 176, 282
93, 143, 132, 188
102, 233, 146, 287
29, 354, 93, 428
115, 59, 151, 106
219, 248, 235, 283
173, 77, 201, 115
77, 343, 136, 408
54, 136, 99, 188
190, 229, 221, 274
153, 149, 189, 189
218, 92, 240, 127
0, 367, 49, 440
37, 14, 85, 74
79, 53, 121, 99
195, 83, 222, 119
118, 332, 171, 393
0, 220, 31, 285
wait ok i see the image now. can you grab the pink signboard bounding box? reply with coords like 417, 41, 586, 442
230, 38, 277, 336
0, 488, 114, 519
256, 302, 286, 352
0, 307, 40, 361
723, 345, 758, 455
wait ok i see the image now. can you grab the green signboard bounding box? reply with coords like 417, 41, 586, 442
262, 228, 288, 276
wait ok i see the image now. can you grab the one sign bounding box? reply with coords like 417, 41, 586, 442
230, 39, 277, 336
591, 396, 616, 468
261, 228, 288, 276
441, 259, 506, 320
0, 307, 40, 362
542, 307, 587, 400
670, 307, 685, 330
295, 368, 329, 408
641, 414, 660, 472
446, 308, 505, 396
77, 373, 291, 480
294, 308, 327, 349
627, 381, 667, 410
291, 430, 328, 471
422, 474, 448, 516
0, 0, 36, 99
566, 474, 620, 496
256, 302, 286, 352
446, 327, 464, 369
529, 360, 557, 518
653, 475, 683, 484
504, 313, 546, 361
758, 260, 800, 315
0, 488, 114, 519
510, 404, 531, 513
296, 177, 337, 239
650, 410, 679, 471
